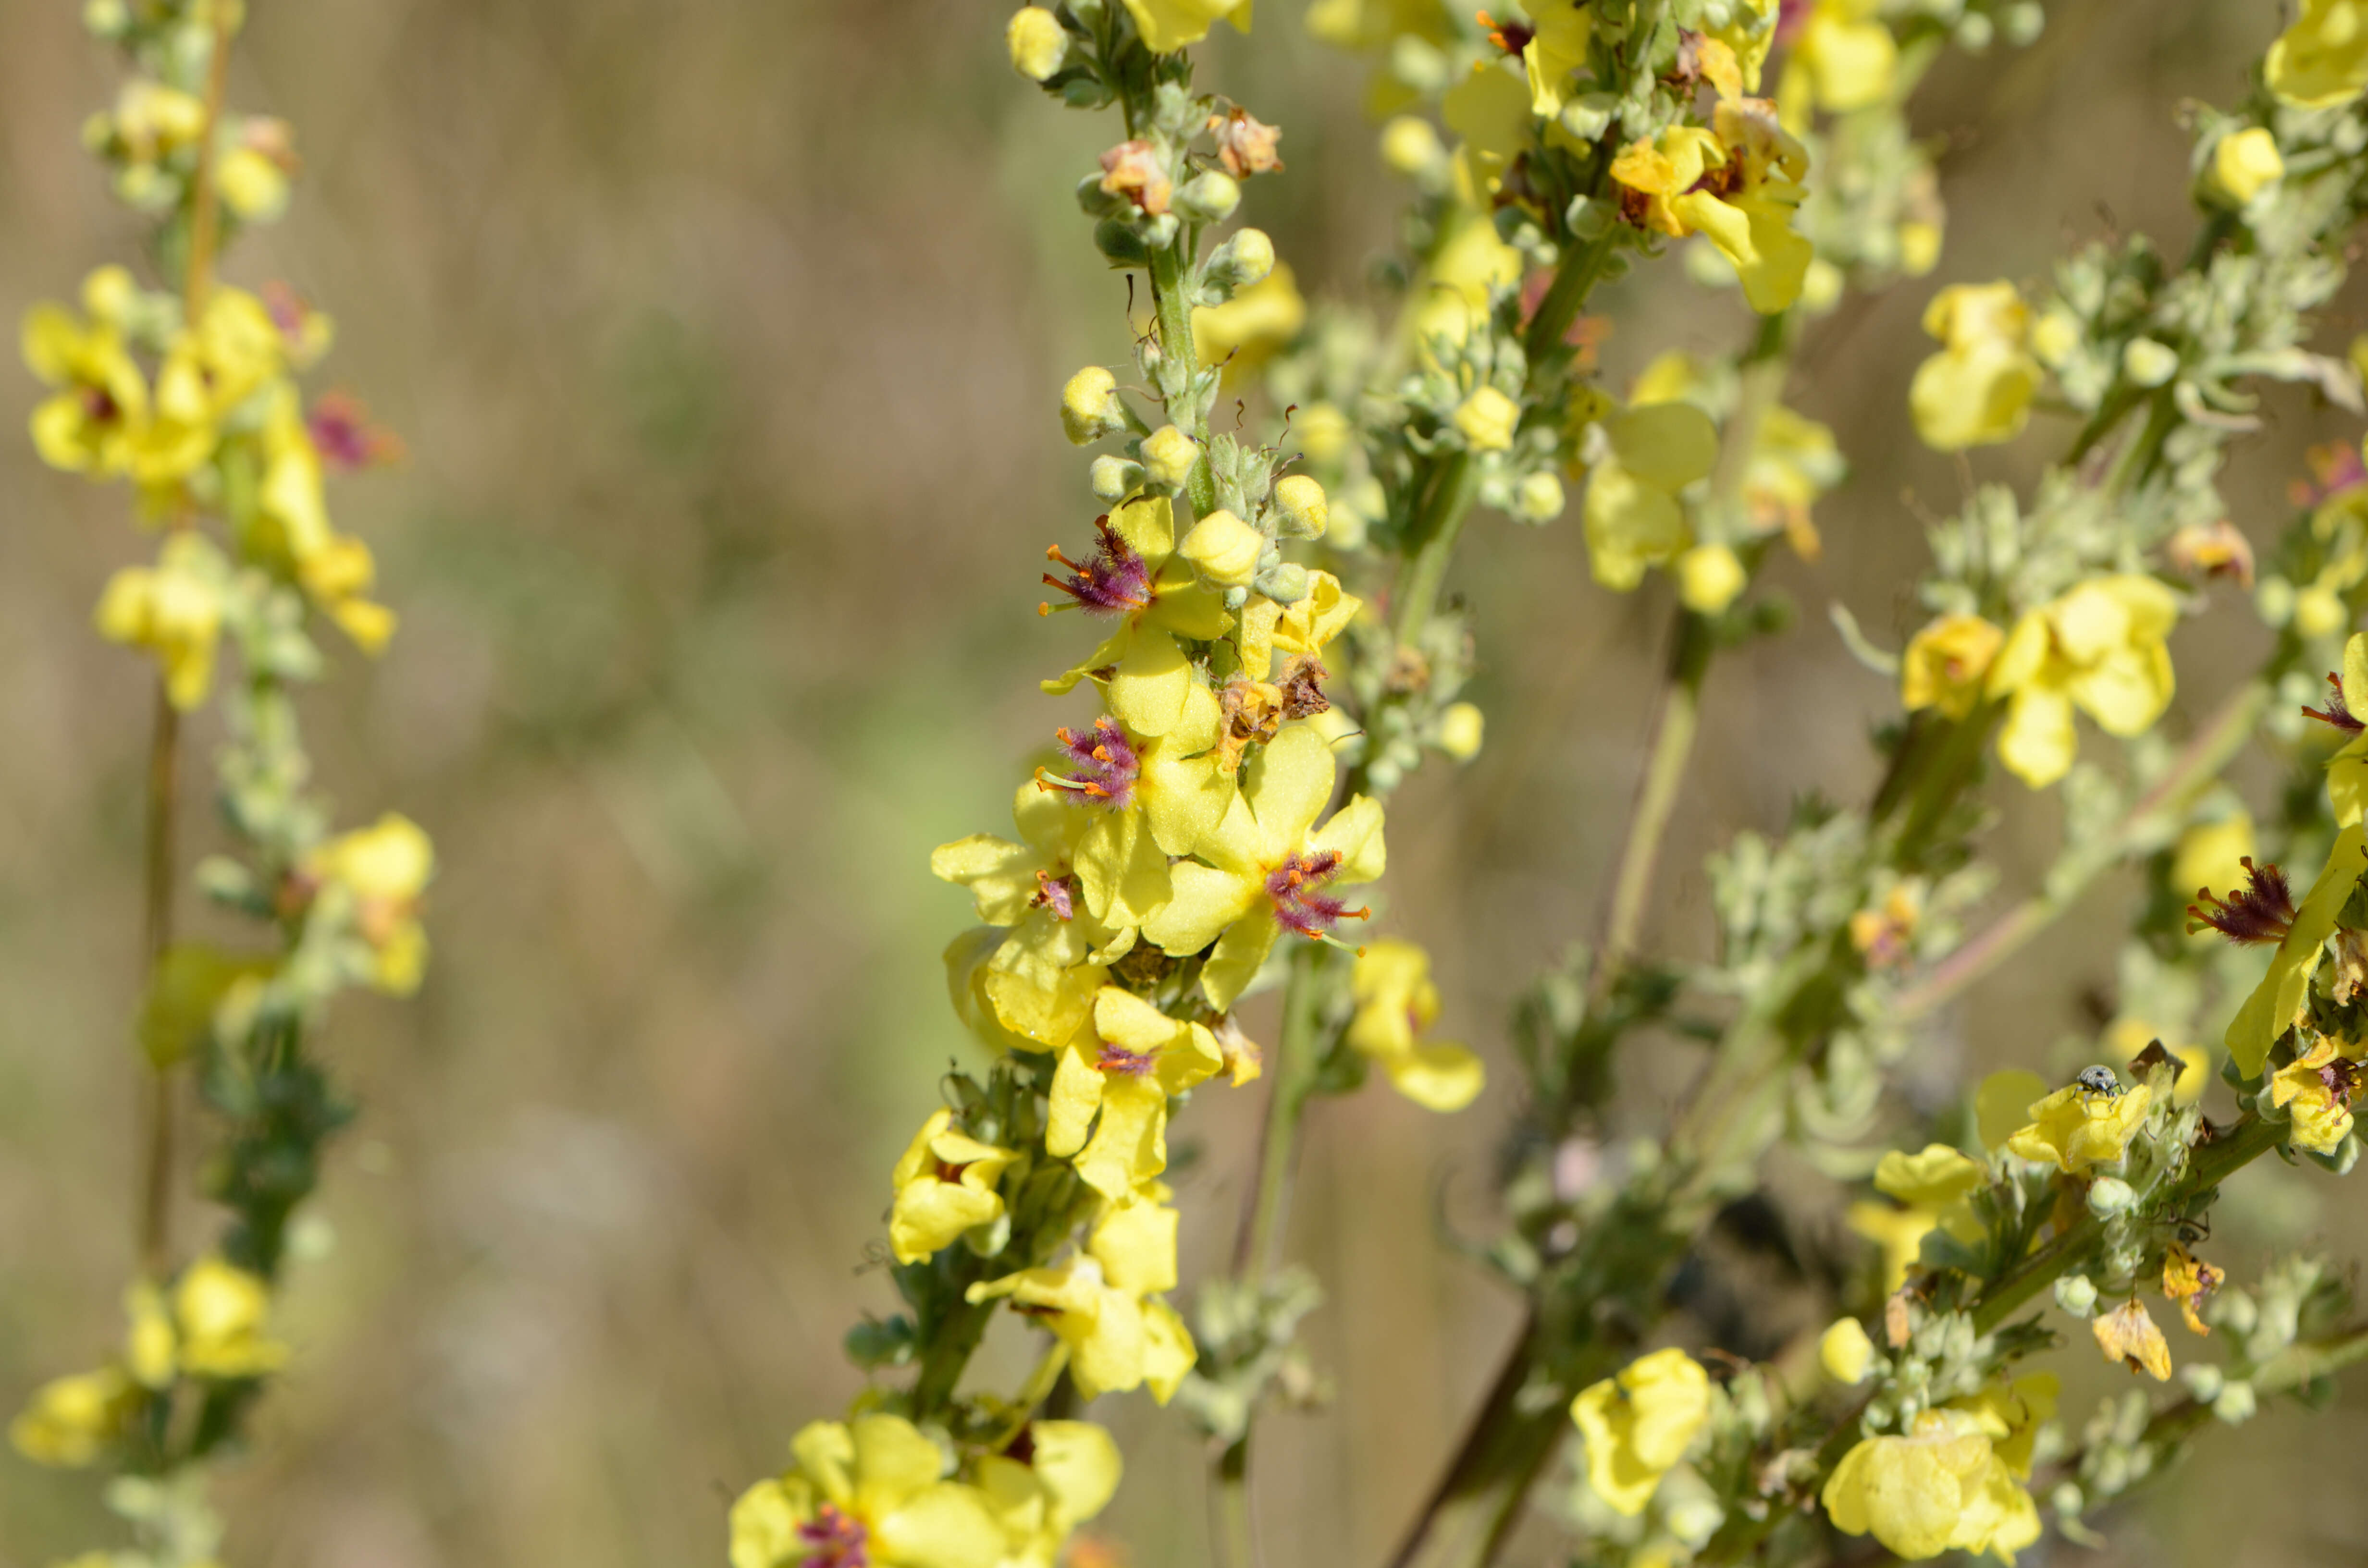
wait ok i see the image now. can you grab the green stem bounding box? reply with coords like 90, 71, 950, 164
1393, 452, 1483, 650
1214, 1436, 1256, 1568
1148, 241, 1217, 518
1236, 942, 1328, 1279
910, 1296, 996, 1419
1593, 612, 1712, 999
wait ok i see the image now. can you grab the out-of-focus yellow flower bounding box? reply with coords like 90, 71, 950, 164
1900, 613, 2005, 722
174, 1256, 289, 1379
1706, 0, 1778, 91
296, 532, 399, 654
1612, 100, 1812, 313
1453, 386, 1519, 452
1409, 206, 1522, 355
1820, 1318, 1875, 1383
2173, 814, 2255, 927
2269, 0, 2368, 109
2004, 1083, 2151, 1173
308, 813, 435, 994
1975, 1069, 2049, 1151
2225, 825, 2368, 1075
976, 1421, 1122, 1568
9, 1368, 131, 1468
2208, 127, 2284, 206
1822, 1405, 2040, 1562
218, 143, 291, 222
1120, 0, 1251, 53
1195, 265, 1306, 386
1569, 1348, 1711, 1516
888, 1109, 1019, 1264
2270, 1036, 2359, 1154
968, 1202, 1196, 1401
1047, 988, 1223, 1199
1849, 1143, 1985, 1290
729, 1414, 1004, 1568
2093, 1297, 2172, 1380
22, 283, 150, 477
1777, 0, 1897, 122
1008, 7, 1069, 79
1437, 701, 1484, 761
1519, 0, 1593, 116
1909, 282, 2039, 451
95, 531, 228, 710
123, 1282, 176, 1388
1984, 575, 2179, 789
1142, 723, 1384, 1009
1677, 543, 1746, 613
1347, 939, 1484, 1111
1041, 495, 1233, 738
2161, 1244, 2226, 1335
1579, 400, 1719, 591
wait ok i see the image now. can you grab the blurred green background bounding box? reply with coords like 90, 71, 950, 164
3, 0, 2366, 1564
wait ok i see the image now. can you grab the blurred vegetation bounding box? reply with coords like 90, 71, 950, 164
2, 0, 2366, 1564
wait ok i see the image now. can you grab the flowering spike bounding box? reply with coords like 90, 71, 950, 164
2186, 858, 2299, 945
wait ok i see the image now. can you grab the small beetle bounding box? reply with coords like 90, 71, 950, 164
2074, 1064, 2124, 1099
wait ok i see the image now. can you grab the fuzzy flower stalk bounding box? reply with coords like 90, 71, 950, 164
10, 4, 431, 1563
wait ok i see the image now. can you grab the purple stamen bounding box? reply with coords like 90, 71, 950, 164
2304, 672, 2366, 735
1037, 717, 1140, 810
1097, 1042, 1157, 1076
797, 1505, 870, 1568
1265, 850, 1369, 940
2187, 858, 2298, 945
1040, 516, 1154, 617
1031, 870, 1077, 922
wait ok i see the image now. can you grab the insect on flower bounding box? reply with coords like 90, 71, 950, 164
2074, 1064, 2124, 1100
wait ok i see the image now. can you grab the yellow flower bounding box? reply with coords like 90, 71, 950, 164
2327, 634, 2368, 826
1974, 1069, 2049, 1151
2092, 1297, 2172, 1381
2161, 1244, 2226, 1336
2003, 1082, 2151, 1174
174, 1256, 289, 1379
9, 1368, 132, 1468
1820, 1318, 1875, 1384
975, 1421, 1122, 1568
1569, 1348, 1711, 1516
2225, 824, 2368, 1076
123, 1282, 177, 1388
1141, 723, 1385, 1009
1347, 939, 1485, 1111
1454, 386, 1520, 452
1178, 509, 1266, 589
95, 531, 229, 710
296, 532, 400, 654
1041, 495, 1233, 738
218, 143, 291, 222
968, 1202, 1196, 1401
1579, 400, 1720, 591
1984, 574, 2179, 789
1437, 701, 1484, 761
2269, 0, 2368, 109
1676, 543, 1746, 614
308, 813, 436, 994
1908, 282, 2040, 451
2208, 127, 2284, 206
888, 1109, 1020, 1264
1705, 0, 1778, 91
22, 285, 150, 477
1408, 205, 1522, 355
1008, 7, 1068, 79
2269, 1036, 2358, 1155
1120, 0, 1252, 53
1822, 1406, 2040, 1562
1047, 988, 1223, 1199
1520, 0, 1593, 116
729, 1414, 1004, 1568
1777, 0, 1897, 120
1849, 1143, 1986, 1290
1194, 265, 1306, 386
1899, 613, 2005, 722
1612, 101, 1813, 313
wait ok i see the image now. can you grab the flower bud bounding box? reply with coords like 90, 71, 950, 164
2211, 1380, 2257, 1424
2055, 1273, 2099, 1316
2049, 1482, 2085, 1520
1175, 171, 1241, 222
1076, 174, 1128, 219
1205, 227, 1276, 295
2121, 337, 2180, 388
1436, 702, 1484, 762
1380, 115, 1444, 177
2031, 306, 2080, 366
1141, 424, 1200, 491
1061, 366, 1126, 445
1256, 561, 1310, 604
1677, 544, 1747, 614
1093, 218, 1149, 264
1558, 93, 1617, 142
1819, 1317, 1875, 1384
1179, 508, 1264, 588
1453, 386, 1519, 452
1511, 471, 1565, 524
1090, 454, 1145, 502
2181, 1362, 2224, 1403
1006, 7, 1068, 80
2208, 127, 2283, 206
1271, 474, 1328, 539
2085, 1176, 2137, 1218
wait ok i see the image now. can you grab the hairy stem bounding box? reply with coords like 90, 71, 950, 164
1148, 241, 1217, 518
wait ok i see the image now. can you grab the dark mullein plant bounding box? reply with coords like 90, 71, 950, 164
9, 4, 429, 1564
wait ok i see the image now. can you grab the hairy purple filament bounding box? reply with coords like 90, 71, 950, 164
1265, 850, 1369, 939
2187, 857, 2298, 945
1041, 515, 1152, 616
1036, 717, 1140, 810
797, 1506, 870, 1568
1031, 870, 1077, 922
1097, 1042, 1158, 1077
2303, 672, 2365, 735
